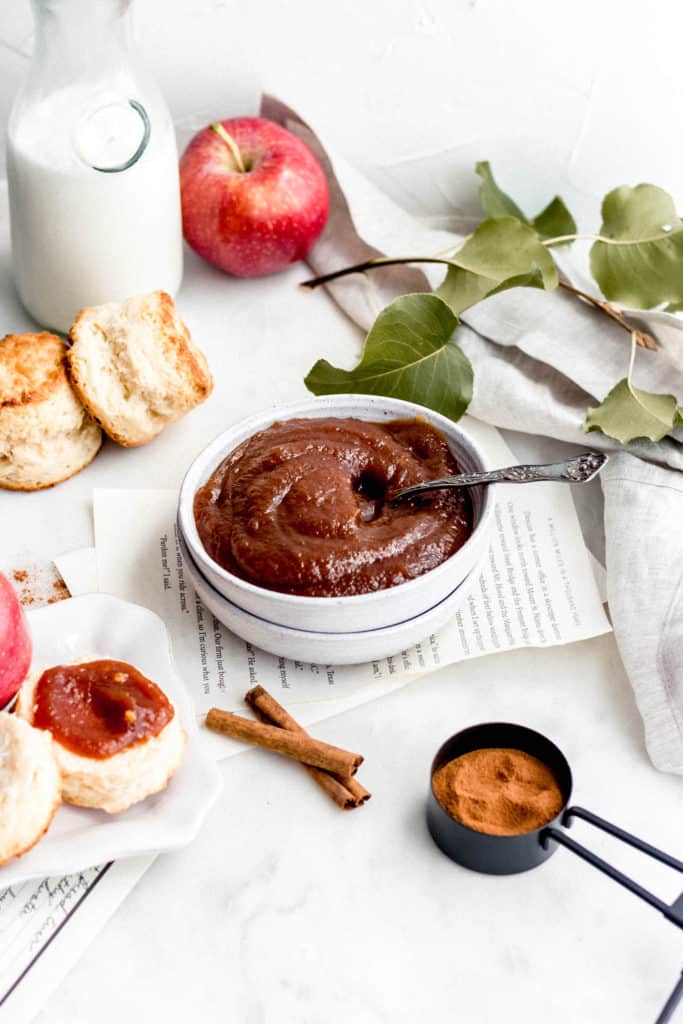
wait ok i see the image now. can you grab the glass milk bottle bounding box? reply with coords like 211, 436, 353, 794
6, 0, 183, 333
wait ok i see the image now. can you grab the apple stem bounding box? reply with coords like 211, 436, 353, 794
210, 122, 246, 173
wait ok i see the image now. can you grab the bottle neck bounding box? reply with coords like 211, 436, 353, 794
31, 0, 134, 81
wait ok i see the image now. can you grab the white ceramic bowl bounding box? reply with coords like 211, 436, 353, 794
179, 530, 480, 664
178, 395, 495, 633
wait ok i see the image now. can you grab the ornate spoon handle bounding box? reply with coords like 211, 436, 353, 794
391, 451, 608, 503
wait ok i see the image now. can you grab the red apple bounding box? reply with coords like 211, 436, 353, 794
0, 574, 31, 707
180, 117, 329, 277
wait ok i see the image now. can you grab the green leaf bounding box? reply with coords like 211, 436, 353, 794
475, 161, 576, 244
475, 161, 526, 221
584, 330, 683, 443
436, 217, 558, 314
530, 196, 577, 242
305, 293, 473, 422
584, 381, 680, 444
590, 184, 683, 308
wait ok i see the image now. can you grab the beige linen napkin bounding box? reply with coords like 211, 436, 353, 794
262, 96, 683, 774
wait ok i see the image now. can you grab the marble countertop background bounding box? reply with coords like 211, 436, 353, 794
1, 0, 683, 220
0, 1, 682, 1021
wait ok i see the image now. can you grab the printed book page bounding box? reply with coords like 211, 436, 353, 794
0, 858, 154, 1024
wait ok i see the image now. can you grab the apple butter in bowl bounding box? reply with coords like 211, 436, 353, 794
178, 394, 495, 636
193, 416, 473, 598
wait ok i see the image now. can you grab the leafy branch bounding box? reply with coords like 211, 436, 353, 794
303, 163, 683, 445
301, 261, 656, 352
585, 333, 683, 443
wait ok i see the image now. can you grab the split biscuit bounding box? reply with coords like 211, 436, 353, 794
0, 332, 102, 490
67, 290, 213, 447
0, 712, 61, 865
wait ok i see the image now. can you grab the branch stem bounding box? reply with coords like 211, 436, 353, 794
627, 331, 638, 384
559, 280, 632, 331
301, 254, 659, 352
559, 281, 657, 350
300, 256, 454, 290
542, 231, 676, 247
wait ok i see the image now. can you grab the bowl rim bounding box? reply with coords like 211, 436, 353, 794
178, 394, 495, 608
178, 526, 478, 637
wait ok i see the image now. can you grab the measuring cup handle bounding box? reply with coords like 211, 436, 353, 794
655, 970, 683, 1024
543, 807, 683, 1023
541, 805, 683, 929
564, 805, 683, 872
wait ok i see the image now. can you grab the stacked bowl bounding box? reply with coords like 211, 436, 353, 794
177, 395, 495, 665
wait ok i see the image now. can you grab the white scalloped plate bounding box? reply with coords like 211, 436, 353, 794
1, 594, 222, 887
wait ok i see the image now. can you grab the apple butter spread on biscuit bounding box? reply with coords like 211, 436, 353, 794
193, 416, 473, 597
33, 660, 174, 759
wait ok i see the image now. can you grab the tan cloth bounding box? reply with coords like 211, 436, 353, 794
262, 95, 683, 774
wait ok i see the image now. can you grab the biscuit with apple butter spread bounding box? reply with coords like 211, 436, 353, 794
17, 659, 186, 814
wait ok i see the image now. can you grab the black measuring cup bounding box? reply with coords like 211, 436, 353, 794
427, 722, 683, 1023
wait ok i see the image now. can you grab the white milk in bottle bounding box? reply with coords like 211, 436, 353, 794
6, 0, 183, 333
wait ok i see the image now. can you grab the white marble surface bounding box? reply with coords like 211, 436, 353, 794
34, 640, 683, 1024
0, 1, 682, 1021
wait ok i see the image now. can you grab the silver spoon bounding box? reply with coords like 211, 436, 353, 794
391, 450, 608, 503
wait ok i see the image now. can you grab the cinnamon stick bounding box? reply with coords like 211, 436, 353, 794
245, 686, 371, 809
248, 702, 357, 809
205, 707, 363, 777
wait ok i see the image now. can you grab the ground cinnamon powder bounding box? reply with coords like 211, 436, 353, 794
432, 747, 564, 836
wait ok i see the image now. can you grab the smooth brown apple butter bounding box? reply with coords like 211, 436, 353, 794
193, 416, 473, 597
33, 660, 174, 759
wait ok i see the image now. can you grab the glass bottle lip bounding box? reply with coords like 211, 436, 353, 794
29, 0, 133, 51
29, 0, 134, 43
9, 0, 156, 172
31, 0, 132, 11
25, 0, 135, 81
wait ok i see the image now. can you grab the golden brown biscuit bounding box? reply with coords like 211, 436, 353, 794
0, 332, 102, 490
66, 291, 213, 447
